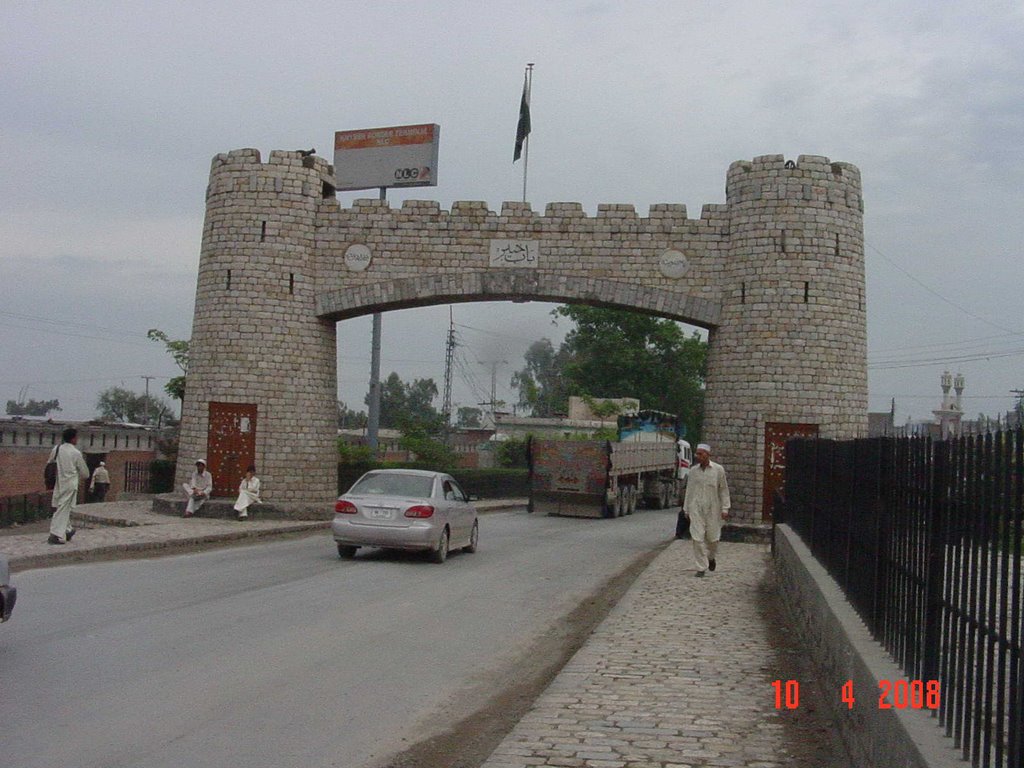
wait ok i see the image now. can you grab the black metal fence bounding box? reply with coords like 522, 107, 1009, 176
782, 429, 1023, 768
0, 491, 53, 527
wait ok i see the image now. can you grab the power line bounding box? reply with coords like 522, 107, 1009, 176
871, 331, 1024, 356
867, 242, 1021, 335
868, 346, 1024, 370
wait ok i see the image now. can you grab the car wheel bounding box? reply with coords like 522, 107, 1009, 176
464, 520, 479, 553
430, 528, 449, 564
337, 544, 357, 559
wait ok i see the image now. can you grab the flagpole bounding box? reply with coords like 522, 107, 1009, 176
522, 62, 533, 203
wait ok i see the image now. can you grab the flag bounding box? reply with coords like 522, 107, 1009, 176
514, 73, 531, 162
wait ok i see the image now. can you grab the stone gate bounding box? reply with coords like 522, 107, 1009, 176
177, 149, 868, 522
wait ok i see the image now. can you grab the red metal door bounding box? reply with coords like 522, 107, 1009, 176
207, 402, 257, 497
763, 422, 818, 521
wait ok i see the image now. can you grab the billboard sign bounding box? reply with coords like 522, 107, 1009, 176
334, 123, 440, 192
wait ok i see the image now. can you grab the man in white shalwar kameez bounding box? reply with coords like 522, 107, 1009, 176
682, 443, 731, 577
47, 427, 90, 545
182, 459, 213, 517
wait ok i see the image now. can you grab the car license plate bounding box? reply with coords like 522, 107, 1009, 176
368, 507, 394, 520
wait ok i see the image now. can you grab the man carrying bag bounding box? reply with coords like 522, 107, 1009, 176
46, 427, 90, 545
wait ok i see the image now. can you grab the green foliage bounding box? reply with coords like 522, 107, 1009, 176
337, 439, 376, 465
337, 400, 368, 429
399, 428, 457, 467
553, 306, 706, 441
147, 328, 189, 402
580, 394, 631, 418
6, 398, 61, 416
590, 427, 619, 441
376, 372, 444, 432
155, 432, 179, 462
495, 437, 529, 468
457, 406, 483, 428
96, 386, 175, 425
511, 339, 571, 417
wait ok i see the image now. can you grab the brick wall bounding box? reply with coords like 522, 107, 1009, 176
0, 421, 158, 501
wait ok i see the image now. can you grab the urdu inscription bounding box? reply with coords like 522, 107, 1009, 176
489, 239, 539, 268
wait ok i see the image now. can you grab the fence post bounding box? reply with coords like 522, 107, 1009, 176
922, 438, 947, 684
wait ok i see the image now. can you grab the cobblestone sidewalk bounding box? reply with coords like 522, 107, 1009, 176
481, 539, 850, 768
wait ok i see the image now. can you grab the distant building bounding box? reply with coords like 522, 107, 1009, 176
932, 370, 965, 438
0, 417, 160, 500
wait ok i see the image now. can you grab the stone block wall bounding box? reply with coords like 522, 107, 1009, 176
178, 150, 867, 516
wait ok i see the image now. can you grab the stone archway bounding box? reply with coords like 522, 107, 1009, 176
176, 148, 867, 521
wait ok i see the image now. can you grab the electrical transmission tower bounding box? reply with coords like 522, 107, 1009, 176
442, 307, 456, 428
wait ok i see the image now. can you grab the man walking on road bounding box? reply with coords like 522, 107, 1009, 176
47, 427, 90, 545
682, 443, 731, 577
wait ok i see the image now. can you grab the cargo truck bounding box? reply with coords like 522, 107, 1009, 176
528, 410, 691, 518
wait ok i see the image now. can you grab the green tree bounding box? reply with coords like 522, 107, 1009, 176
375, 373, 444, 433
456, 406, 483, 428
554, 306, 707, 439
147, 328, 189, 402
337, 439, 376, 465
495, 436, 529, 468
337, 400, 368, 429
6, 398, 61, 416
510, 338, 571, 417
399, 426, 457, 466
96, 386, 175, 425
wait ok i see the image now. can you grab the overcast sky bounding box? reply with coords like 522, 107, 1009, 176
2, 1, 1022, 427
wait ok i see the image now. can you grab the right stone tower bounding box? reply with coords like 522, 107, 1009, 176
703, 154, 868, 521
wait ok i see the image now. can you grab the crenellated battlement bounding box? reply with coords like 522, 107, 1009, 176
335, 198, 729, 230
207, 148, 336, 202
726, 154, 862, 210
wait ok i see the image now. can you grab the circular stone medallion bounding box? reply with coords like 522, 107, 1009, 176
344, 243, 372, 272
659, 249, 690, 279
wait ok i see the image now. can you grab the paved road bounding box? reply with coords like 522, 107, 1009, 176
1, 507, 679, 768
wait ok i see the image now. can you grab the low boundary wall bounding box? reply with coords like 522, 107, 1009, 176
773, 524, 968, 767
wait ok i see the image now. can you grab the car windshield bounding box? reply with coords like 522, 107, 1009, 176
349, 473, 435, 499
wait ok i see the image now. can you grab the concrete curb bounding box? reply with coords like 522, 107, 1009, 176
8, 521, 330, 571
774, 524, 969, 767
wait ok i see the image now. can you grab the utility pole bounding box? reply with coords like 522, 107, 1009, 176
141, 375, 155, 425
478, 359, 508, 424
442, 307, 456, 431
1012, 389, 1024, 427
366, 186, 387, 453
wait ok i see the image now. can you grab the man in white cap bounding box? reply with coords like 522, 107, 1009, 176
90, 461, 111, 502
182, 459, 213, 517
682, 442, 731, 576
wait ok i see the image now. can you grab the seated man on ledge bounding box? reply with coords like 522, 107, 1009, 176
182, 459, 213, 517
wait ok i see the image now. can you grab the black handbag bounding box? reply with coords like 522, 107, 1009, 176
44, 445, 60, 490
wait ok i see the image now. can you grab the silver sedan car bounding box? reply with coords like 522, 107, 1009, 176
332, 469, 479, 563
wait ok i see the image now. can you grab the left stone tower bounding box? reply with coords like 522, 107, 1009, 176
176, 149, 338, 509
